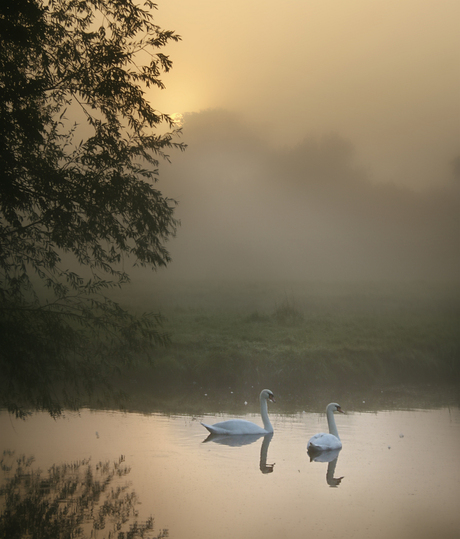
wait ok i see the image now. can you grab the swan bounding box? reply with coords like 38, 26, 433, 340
307, 403, 345, 453
201, 389, 275, 435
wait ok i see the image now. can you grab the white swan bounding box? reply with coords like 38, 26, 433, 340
307, 403, 345, 452
201, 389, 275, 435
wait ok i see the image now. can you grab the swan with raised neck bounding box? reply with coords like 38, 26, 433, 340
307, 402, 345, 453
201, 389, 275, 435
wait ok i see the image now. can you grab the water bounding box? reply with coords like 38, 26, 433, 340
1, 394, 459, 539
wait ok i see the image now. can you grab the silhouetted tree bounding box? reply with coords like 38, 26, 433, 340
0, 0, 185, 416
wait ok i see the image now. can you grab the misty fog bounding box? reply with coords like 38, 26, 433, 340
153, 109, 459, 283
154, 0, 460, 194
51, 0, 460, 287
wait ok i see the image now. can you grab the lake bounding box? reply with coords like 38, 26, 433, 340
1, 387, 459, 539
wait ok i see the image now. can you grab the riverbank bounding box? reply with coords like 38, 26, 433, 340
110, 280, 460, 412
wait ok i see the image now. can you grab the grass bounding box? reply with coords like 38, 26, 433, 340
111, 280, 460, 402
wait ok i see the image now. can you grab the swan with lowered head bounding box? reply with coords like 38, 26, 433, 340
201, 389, 275, 435
307, 403, 345, 453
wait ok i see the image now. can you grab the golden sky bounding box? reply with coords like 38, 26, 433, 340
153, 0, 460, 191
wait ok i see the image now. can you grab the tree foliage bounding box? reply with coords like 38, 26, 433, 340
0, 0, 185, 416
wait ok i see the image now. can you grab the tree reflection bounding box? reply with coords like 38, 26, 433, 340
307, 447, 344, 487
203, 433, 275, 474
0, 451, 168, 538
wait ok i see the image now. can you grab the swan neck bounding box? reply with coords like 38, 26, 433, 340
260, 397, 273, 433
327, 408, 340, 439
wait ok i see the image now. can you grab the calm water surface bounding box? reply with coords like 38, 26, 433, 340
1, 395, 459, 539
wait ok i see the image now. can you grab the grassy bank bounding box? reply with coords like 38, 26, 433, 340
113, 280, 460, 401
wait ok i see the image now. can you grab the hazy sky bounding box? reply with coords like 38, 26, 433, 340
124, 0, 460, 284
154, 109, 459, 282
152, 0, 460, 191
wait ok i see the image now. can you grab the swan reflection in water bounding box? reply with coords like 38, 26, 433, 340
203, 432, 275, 474
307, 447, 344, 487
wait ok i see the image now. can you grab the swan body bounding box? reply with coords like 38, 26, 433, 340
307, 403, 344, 453
201, 389, 275, 435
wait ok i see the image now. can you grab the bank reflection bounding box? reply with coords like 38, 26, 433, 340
307, 447, 344, 487
203, 432, 275, 474
0, 451, 165, 538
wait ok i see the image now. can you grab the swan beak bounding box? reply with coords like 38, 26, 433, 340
269, 395, 276, 403
337, 406, 345, 414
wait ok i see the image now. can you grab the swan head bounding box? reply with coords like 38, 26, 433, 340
260, 389, 275, 403
327, 403, 344, 414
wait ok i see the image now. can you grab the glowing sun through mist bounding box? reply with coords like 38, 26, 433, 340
170, 112, 184, 127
